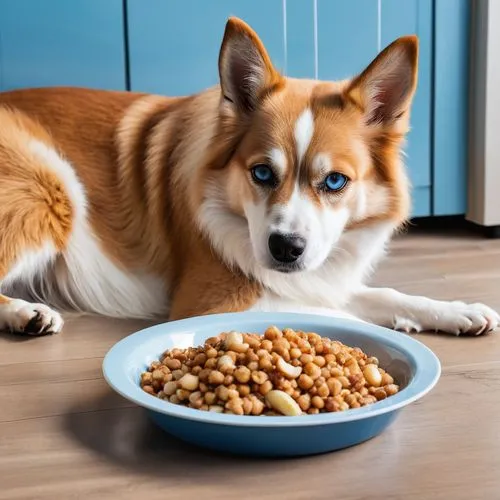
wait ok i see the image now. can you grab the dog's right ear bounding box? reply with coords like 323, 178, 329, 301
344, 35, 419, 127
218, 17, 283, 114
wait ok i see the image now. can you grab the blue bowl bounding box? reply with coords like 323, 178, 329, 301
102, 312, 441, 457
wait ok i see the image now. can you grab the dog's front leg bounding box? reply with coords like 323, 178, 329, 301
347, 286, 500, 336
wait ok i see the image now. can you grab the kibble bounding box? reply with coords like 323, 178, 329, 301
163, 380, 178, 396
140, 327, 400, 416
259, 380, 273, 395
208, 370, 224, 385
234, 366, 251, 383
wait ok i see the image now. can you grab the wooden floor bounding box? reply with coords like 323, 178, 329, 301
2, 225, 500, 500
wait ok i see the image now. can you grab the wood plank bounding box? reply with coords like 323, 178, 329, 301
0, 377, 131, 423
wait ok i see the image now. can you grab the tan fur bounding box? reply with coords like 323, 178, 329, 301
0, 86, 263, 317
225, 48, 416, 225
0, 18, 418, 322
0, 108, 73, 277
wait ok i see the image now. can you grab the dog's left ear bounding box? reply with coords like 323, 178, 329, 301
218, 17, 283, 114
345, 35, 419, 126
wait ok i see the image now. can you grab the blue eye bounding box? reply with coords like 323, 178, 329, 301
251, 164, 276, 186
324, 172, 349, 192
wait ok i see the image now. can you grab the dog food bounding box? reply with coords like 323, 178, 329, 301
140, 326, 399, 416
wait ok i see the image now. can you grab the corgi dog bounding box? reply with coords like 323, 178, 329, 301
0, 17, 497, 337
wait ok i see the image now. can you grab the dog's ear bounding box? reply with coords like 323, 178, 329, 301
345, 36, 418, 126
218, 17, 283, 114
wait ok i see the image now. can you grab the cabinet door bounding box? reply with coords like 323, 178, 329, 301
316, 0, 432, 217
316, 0, 379, 81
0, 0, 126, 91
127, 0, 286, 96
432, 0, 470, 216
381, 0, 432, 217
285, 0, 315, 78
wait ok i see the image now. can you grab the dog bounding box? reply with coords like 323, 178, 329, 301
0, 17, 497, 337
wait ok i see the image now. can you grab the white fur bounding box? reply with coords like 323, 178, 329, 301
16, 140, 168, 319
248, 291, 364, 323
243, 196, 270, 267
353, 183, 368, 220
294, 108, 314, 164
269, 148, 287, 176
0, 298, 63, 335
0, 242, 56, 290
268, 186, 350, 270
257, 222, 393, 309
347, 287, 500, 336
200, 187, 500, 337
234, 149, 354, 275
311, 152, 331, 177
198, 179, 394, 310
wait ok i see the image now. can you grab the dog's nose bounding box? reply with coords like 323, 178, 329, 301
268, 233, 306, 263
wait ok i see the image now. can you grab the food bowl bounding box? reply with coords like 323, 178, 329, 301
102, 312, 441, 457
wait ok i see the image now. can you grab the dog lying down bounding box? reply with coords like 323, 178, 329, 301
0, 17, 497, 337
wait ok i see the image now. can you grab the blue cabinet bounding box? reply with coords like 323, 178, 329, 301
316, 0, 380, 81
0, 0, 471, 220
284, 0, 315, 78
432, 0, 470, 216
0, 0, 126, 91
381, 0, 433, 218
316, 0, 433, 217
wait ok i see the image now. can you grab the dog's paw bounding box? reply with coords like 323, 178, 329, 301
0, 299, 63, 336
393, 316, 424, 334
395, 301, 499, 336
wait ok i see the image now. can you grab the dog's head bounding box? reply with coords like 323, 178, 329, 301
201, 17, 418, 275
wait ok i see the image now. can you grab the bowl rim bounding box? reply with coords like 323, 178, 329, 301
102, 312, 441, 427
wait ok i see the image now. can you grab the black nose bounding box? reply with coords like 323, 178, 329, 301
268, 233, 306, 263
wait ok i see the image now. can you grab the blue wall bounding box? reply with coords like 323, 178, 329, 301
0, 0, 126, 90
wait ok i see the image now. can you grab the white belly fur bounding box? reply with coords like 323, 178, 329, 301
20, 140, 169, 320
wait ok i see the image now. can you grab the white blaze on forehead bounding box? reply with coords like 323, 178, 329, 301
294, 108, 314, 164
269, 148, 287, 175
